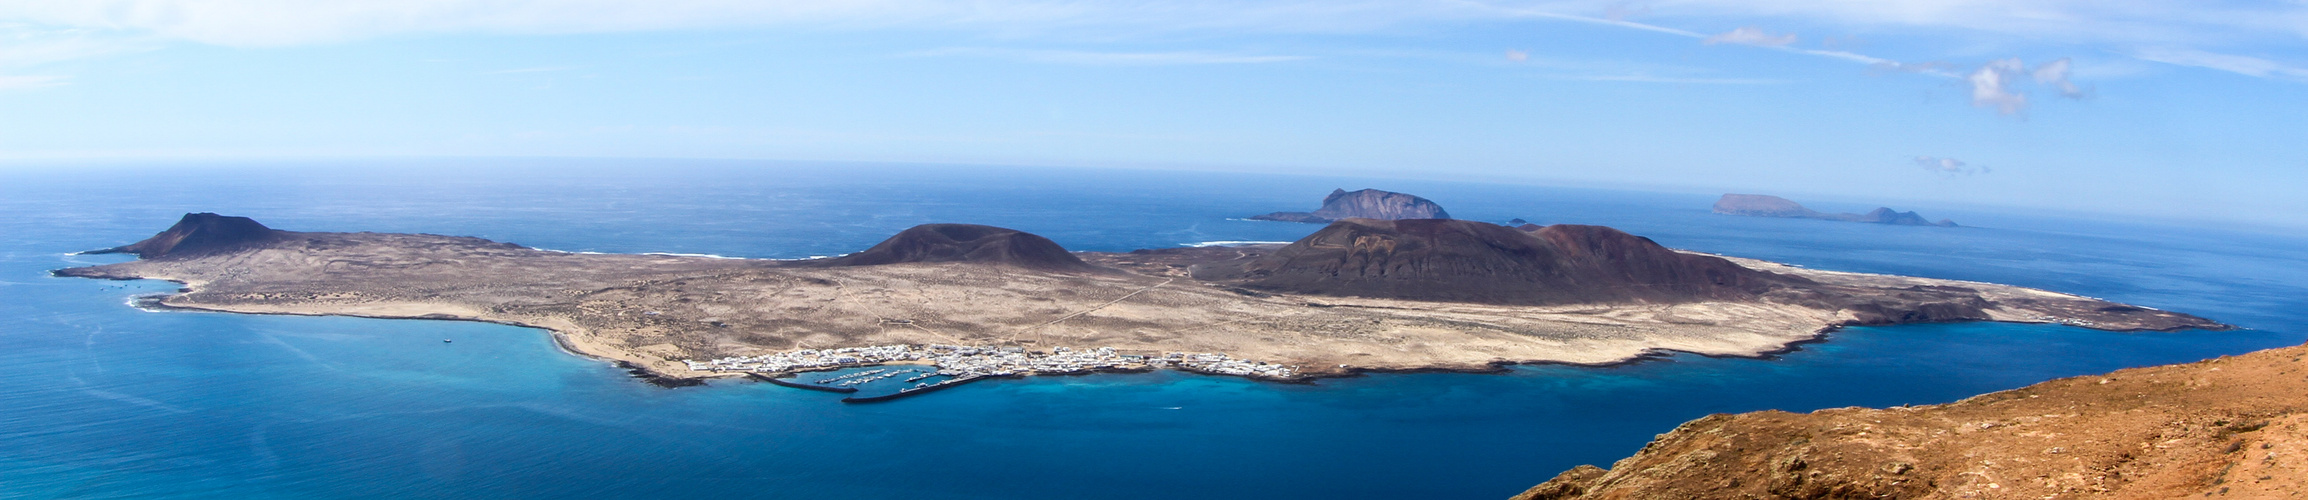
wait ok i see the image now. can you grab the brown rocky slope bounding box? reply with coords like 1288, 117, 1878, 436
1515, 342, 2308, 499
1201, 218, 1791, 306
85, 212, 287, 259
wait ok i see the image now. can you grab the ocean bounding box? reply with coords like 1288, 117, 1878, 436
2, 160, 2301, 499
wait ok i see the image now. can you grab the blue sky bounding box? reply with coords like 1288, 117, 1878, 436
1, 1, 2303, 229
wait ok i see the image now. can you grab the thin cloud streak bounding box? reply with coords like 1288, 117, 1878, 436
0, 74, 65, 90
907, 47, 1307, 66
1914, 155, 1986, 175
1491, 8, 1919, 73
1552, 74, 1790, 84
2133, 47, 2308, 82
1702, 26, 1795, 47
9, 0, 2290, 89
486, 66, 579, 74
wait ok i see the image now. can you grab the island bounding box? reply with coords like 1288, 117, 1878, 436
1714, 193, 1958, 227
1248, 188, 1451, 223
1515, 342, 2308, 499
56, 213, 2223, 401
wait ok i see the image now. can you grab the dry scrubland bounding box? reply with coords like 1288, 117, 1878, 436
59, 230, 2217, 382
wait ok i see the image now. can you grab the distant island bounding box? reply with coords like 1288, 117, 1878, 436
1516, 341, 2308, 499
1248, 188, 1450, 223
1714, 194, 1957, 227
59, 213, 2221, 401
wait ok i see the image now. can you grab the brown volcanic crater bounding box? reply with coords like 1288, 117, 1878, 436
86, 212, 286, 259
1209, 218, 1795, 306
805, 223, 1101, 273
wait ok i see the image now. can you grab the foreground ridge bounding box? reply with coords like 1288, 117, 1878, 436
1515, 342, 2308, 499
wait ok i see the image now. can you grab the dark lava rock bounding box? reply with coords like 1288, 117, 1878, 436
87, 213, 286, 259
1211, 218, 1790, 305
1249, 188, 1451, 223
811, 223, 1101, 273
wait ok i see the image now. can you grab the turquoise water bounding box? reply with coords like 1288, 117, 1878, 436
3, 161, 2302, 499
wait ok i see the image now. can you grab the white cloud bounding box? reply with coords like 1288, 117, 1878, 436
1968, 58, 2027, 115
1505, 49, 1529, 62
1702, 26, 1795, 47
908, 47, 1306, 66
1963, 57, 2087, 115
2133, 47, 2308, 82
2029, 57, 2085, 98
1914, 155, 1985, 175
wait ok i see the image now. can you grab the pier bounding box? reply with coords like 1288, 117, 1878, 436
750, 373, 858, 393
839, 374, 987, 403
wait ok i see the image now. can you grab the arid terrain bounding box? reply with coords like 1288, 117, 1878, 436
1515, 342, 2308, 499
57, 213, 2224, 383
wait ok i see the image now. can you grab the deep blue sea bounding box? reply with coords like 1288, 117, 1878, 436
3, 160, 2303, 499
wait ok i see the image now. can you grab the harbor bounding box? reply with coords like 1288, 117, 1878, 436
688, 344, 1299, 402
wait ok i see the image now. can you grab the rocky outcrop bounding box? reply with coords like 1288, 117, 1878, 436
1851, 207, 1954, 227
1249, 189, 1451, 223
1514, 343, 2308, 500
809, 223, 1101, 273
85, 212, 286, 259
1713, 194, 1817, 218
1713, 194, 1956, 227
1205, 219, 1789, 306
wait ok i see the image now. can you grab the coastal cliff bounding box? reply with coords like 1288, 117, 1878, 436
1714, 194, 1957, 227
1249, 188, 1451, 223
1514, 342, 2308, 499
